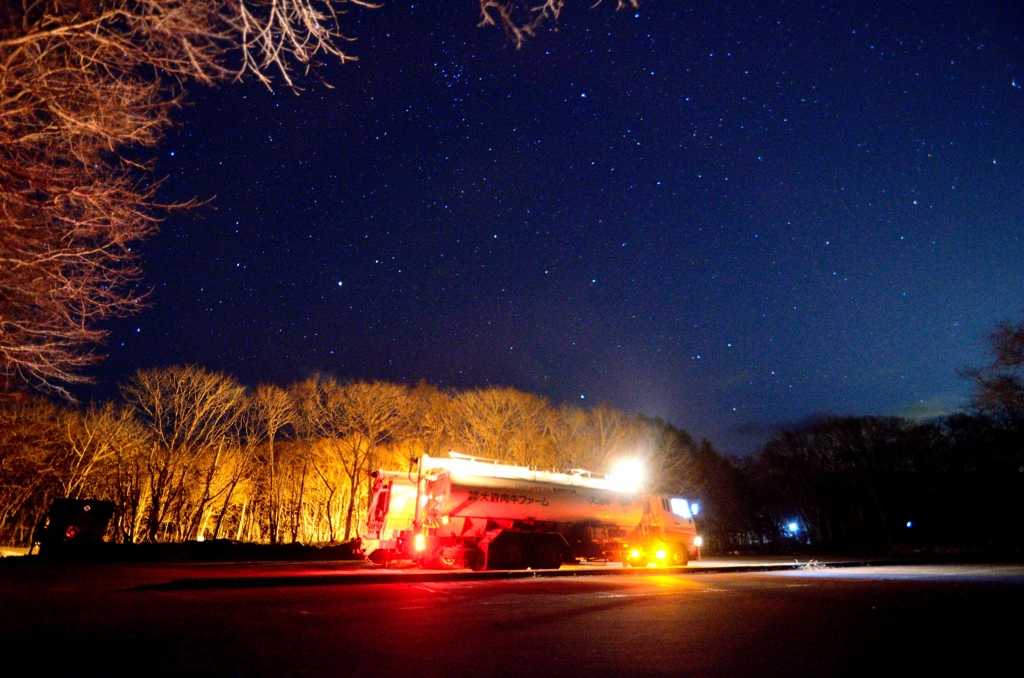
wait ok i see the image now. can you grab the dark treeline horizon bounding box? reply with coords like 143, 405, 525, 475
704, 412, 1024, 554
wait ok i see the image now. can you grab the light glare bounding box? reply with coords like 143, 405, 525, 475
670, 497, 692, 519
608, 459, 644, 492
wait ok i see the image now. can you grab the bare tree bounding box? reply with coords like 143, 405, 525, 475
637, 417, 699, 495
120, 365, 245, 541
276, 439, 312, 543
101, 405, 150, 543
0, 1, 362, 394
549, 403, 630, 472
291, 375, 343, 538
964, 321, 1024, 422
0, 394, 62, 543
393, 381, 453, 469
307, 439, 342, 542
451, 387, 556, 467
54, 401, 124, 499
292, 376, 409, 541
335, 380, 409, 539
247, 383, 294, 543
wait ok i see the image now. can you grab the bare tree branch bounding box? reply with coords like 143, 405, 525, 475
963, 321, 1024, 422
1, 1, 363, 394
478, 0, 638, 48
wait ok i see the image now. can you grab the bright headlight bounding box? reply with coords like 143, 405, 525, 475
608, 459, 644, 492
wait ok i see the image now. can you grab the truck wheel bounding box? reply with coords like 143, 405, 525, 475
531, 542, 562, 570
368, 549, 390, 565
488, 541, 525, 570
425, 555, 458, 570
670, 543, 689, 566
468, 549, 487, 571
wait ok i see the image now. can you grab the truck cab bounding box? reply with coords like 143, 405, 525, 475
363, 471, 419, 564
622, 494, 699, 567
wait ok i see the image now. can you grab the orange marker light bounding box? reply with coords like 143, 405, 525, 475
414, 534, 426, 551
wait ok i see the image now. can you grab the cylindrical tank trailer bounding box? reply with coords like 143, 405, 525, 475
362, 453, 700, 570
424, 472, 645, 525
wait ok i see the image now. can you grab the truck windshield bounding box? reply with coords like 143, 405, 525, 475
669, 497, 692, 520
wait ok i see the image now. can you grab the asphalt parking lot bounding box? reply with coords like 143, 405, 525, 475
2, 557, 1021, 676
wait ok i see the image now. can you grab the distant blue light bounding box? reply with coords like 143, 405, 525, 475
906, 521, 913, 528
787, 522, 799, 532
690, 503, 700, 516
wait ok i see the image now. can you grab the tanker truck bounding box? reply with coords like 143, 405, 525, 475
362, 453, 701, 570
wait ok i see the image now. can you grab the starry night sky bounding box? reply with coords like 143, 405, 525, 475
91, 1, 1024, 454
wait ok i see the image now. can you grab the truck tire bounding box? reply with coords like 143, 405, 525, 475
468, 549, 487, 571
530, 541, 562, 570
487, 540, 525, 570
368, 549, 390, 565
670, 543, 689, 566
425, 554, 459, 570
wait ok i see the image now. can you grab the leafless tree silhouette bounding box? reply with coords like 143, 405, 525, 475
0, 1, 362, 394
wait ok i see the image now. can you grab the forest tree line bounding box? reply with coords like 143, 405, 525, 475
697, 320, 1024, 553
2, 322, 1022, 554
698, 412, 1024, 553
0, 366, 705, 547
